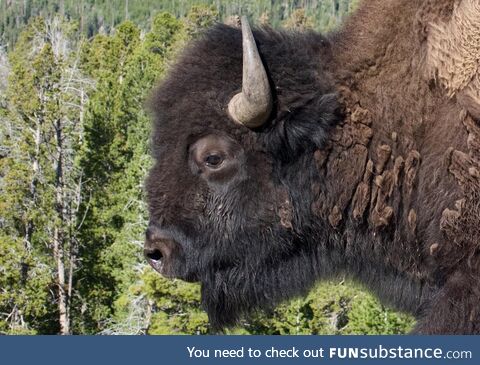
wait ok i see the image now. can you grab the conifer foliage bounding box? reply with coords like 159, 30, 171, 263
1, 17, 92, 334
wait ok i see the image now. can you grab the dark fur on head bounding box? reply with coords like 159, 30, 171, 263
147, 24, 341, 329
150, 24, 340, 163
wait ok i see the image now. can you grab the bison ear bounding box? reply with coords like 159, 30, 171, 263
262, 92, 340, 162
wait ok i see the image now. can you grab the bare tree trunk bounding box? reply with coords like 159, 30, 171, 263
4, 15, 92, 336
59, 0, 65, 17
53, 117, 70, 335
111, 5, 114, 30
80, 0, 84, 34
24, 118, 42, 252
53, 226, 70, 334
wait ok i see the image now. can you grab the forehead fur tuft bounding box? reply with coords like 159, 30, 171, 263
149, 23, 340, 160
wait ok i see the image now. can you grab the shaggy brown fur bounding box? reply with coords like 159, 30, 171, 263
323, 0, 480, 333
145, 0, 480, 334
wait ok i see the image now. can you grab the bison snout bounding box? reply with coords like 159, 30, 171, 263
144, 225, 176, 276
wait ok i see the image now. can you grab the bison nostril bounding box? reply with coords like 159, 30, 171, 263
145, 249, 163, 262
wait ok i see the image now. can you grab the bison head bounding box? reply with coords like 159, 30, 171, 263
145, 18, 340, 329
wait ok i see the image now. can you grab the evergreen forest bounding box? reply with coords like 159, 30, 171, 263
0, 0, 415, 334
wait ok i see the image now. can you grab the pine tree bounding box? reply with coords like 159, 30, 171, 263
73, 21, 143, 334
94, 12, 188, 335
73, 15, 183, 333
0, 17, 91, 334
0, 0, 360, 48
283, 8, 314, 30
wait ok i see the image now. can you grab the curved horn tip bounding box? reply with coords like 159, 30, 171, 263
227, 16, 273, 128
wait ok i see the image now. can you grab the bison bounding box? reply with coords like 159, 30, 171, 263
144, 0, 480, 334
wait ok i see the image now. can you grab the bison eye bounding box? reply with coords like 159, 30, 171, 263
189, 134, 243, 180
204, 154, 223, 168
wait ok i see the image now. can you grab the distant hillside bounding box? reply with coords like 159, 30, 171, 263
0, 0, 358, 48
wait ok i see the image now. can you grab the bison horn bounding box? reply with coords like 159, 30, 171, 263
228, 16, 273, 128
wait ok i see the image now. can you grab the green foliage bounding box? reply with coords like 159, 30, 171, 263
244, 281, 414, 335
142, 275, 414, 335
146, 12, 184, 57
0, 16, 88, 334
0, 233, 52, 334
345, 293, 414, 334
283, 9, 314, 31
184, 5, 219, 39
143, 269, 209, 335
71, 11, 187, 334
1, 0, 359, 49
